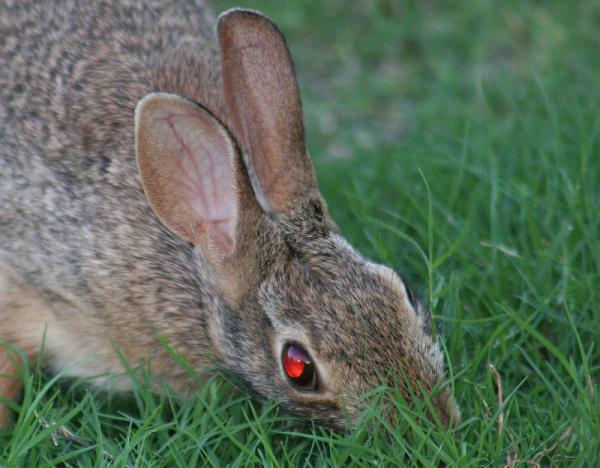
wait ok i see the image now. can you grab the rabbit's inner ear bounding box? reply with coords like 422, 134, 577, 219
218, 9, 321, 215
135, 93, 239, 256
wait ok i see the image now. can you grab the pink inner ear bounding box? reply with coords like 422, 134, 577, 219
145, 102, 237, 255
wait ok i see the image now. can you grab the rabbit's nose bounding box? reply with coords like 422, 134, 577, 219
434, 391, 461, 429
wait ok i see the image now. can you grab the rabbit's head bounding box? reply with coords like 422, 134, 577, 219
134, 9, 459, 429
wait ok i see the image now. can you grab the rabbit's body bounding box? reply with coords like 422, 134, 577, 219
1, 0, 459, 429
1, 0, 223, 390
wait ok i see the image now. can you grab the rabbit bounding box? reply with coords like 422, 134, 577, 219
0, 0, 460, 430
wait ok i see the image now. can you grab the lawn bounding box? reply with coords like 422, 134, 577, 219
2, 0, 599, 465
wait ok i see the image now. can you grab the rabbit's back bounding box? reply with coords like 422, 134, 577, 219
0, 0, 221, 184
0, 0, 225, 384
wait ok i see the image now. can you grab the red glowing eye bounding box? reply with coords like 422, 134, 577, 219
284, 349, 305, 378
282, 344, 317, 390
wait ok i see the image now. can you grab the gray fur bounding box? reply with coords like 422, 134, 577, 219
0, 0, 459, 429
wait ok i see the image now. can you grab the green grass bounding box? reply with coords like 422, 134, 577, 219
2, 0, 600, 465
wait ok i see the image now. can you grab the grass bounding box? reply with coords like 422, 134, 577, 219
2, 0, 600, 465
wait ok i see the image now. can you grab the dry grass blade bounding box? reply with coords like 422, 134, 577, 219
34, 410, 132, 466
503, 450, 521, 468
527, 426, 575, 467
488, 364, 504, 435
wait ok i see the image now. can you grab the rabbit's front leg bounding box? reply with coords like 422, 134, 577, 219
0, 265, 51, 429
0, 345, 27, 429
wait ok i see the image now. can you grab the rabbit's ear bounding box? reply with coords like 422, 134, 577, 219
218, 9, 320, 214
135, 93, 241, 257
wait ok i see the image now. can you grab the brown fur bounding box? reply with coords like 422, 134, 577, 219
219, 10, 319, 214
0, 351, 23, 429
0, 0, 459, 430
0, 265, 53, 427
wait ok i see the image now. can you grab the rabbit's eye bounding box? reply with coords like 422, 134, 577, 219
282, 344, 317, 391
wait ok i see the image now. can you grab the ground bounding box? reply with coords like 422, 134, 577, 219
1, 0, 599, 465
